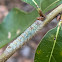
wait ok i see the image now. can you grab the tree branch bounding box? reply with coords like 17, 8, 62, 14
0, 4, 62, 62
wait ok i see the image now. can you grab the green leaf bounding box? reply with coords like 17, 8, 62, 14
0, 8, 38, 48
22, 0, 40, 9
34, 22, 62, 62
22, 0, 62, 14
41, 0, 62, 13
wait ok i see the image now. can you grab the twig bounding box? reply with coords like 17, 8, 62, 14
0, 4, 62, 62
